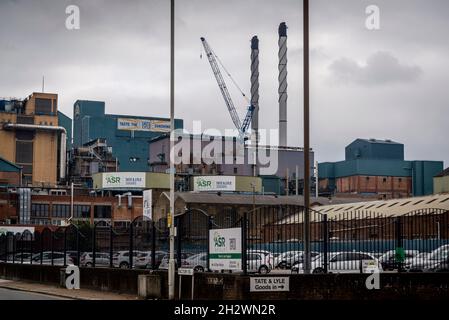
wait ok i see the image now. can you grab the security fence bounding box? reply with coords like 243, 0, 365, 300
1, 206, 448, 274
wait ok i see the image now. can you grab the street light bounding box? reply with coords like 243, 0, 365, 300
168, 0, 176, 301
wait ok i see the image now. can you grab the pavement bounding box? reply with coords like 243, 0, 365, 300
0, 279, 141, 300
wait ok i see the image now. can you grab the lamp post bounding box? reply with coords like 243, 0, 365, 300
302, 0, 311, 274
168, 0, 176, 301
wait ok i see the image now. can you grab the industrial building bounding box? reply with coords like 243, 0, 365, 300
73, 100, 183, 172
148, 133, 314, 195
318, 139, 444, 199
434, 168, 449, 194
68, 138, 118, 188
0, 93, 72, 187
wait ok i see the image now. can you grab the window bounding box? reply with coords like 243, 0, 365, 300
94, 205, 112, 219
52, 204, 70, 218
74, 205, 91, 218
16, 141, 33, 164
31, 204, 49, 218
383, 178, 387, 183
233, 167, 238, 174
35, 98, 52, 114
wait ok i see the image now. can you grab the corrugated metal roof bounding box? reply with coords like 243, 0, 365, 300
159, 192, 365, 207
276, 193, 449, 224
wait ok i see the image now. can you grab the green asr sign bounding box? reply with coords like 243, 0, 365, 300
196, 179, 212, 188
106, 176, 121, 184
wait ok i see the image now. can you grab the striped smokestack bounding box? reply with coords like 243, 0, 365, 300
250, 36, 259, 141
278, 22, 288, 147
250, 36, 259, 176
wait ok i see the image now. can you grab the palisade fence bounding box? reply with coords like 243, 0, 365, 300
1, 206, 448, 273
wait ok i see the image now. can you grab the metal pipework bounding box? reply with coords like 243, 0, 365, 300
278, 22, 288, 147
250, 36, 259, 176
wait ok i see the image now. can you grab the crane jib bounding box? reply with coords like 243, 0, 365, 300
200, 37, 254, 136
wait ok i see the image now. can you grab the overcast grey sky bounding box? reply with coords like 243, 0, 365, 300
0, 0, 448, 166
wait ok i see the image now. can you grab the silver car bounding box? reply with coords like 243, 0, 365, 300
292, 252, 382, 274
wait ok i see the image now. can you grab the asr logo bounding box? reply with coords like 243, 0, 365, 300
213, 232, 225, 248
106, 176, 121, 184
196, 178, 212, 188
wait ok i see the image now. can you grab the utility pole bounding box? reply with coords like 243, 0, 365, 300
70, 182, 74, 222
303, 0, 311, 274
168, 0, 176, 301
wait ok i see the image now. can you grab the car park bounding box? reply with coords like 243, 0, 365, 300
134, 250, 167, 269
292, 252, 382, 274
182, 252, 209, 272
32, 251, 74, 266
246, 252, 271, 274
80, 252, 110, 267
158, 252, 196, 270
407, 246, 449, 272
379, 250, 420, 271
247, 249, 274, 269
112, 250, 145, 268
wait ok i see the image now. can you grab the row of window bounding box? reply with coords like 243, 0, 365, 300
31, 204, 111, 219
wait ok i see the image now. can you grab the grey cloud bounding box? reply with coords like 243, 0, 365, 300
329, 51, 422, 86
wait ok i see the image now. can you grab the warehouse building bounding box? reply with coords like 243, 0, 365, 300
319, 139, 444, 199
434, 168, 449, 194
73, 100, 183, 172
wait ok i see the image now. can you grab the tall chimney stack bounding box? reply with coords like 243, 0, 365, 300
278, 22, 288, 147
250, 36, 259, 176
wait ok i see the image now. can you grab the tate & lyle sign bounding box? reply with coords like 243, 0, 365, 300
117, 118, 170, 133
209, 227, 242, 271
193, 176, 236, 192
102, 172, 146, 189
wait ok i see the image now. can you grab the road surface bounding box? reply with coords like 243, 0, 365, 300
0, 287, 69, 300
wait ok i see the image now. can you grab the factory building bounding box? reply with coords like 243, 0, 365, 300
319, 139, 444, 199
148, 133, 314, 195
0, 93, 72, 187
434, 168, 449, 194
73, 100, 183, 172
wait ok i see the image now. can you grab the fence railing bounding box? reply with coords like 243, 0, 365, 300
1, 206, 448, 274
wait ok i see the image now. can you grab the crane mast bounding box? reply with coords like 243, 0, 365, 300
200, 37, 253, 136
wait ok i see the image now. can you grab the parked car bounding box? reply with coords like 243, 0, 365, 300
112, 250, 144, 268
247, 252, 272, 274
7, 252, 33, 263
407, 246, 449, 272
66, 251, 80, 265
274, 251, 302, 269
247, 250, 274, 269
134, 251, 167, 269
379, 250, 420, 271
158, 252, 196, 270
292, 252, 382, 274
182, 252, 208, 272
32, 251, 74, 266
80, 252, 110, 267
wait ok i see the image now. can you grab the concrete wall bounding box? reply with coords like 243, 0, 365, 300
2, 264, 449, 300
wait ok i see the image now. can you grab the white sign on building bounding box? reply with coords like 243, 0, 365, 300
143, 189, 152, 220
209, 227, 242, 271
102, 172, 146, 189
193, 176, 236, 192
117, 118, 170, 133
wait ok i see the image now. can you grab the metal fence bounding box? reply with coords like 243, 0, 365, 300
1, 206, 448, 274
